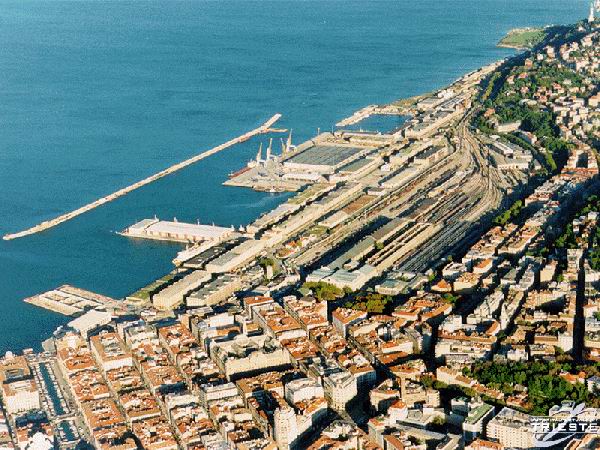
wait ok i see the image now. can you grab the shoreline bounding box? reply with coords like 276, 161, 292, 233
497, 26, 548, 50
28, 57, 506, 314
0, 6, 599, 448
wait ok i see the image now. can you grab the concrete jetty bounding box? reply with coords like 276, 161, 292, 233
23, 284, 122, 316
336, 105, 378, 127
335, 104, 406, 127
3, 114, 282, 241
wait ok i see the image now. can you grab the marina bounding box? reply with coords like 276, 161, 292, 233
26, 353, 82, 449
31, 360, 66, 418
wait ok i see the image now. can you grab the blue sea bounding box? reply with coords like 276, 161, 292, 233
0, 0, 589, 352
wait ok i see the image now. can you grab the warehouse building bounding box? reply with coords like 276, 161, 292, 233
186, 274, 242, 308
283, 145, 369, 174
152, 270, 211, 311
205, 239, 266, 273
123, 218, 234, 244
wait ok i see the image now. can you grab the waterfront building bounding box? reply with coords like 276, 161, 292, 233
152, 270, 211, 311
1, 379, 40, 415
186, 273, 242, 308
122, 218, 234, 244
0, 356, 40, 415
205, 239, 266, 273
67, 310, 113, 339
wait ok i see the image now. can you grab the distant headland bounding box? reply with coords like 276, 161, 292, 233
498, 26, 548, 49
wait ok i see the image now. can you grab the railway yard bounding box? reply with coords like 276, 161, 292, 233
222, 61, 527, 286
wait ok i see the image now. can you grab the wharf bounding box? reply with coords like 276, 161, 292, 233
120, 217, 236, 244
24, 285, 121, 317
336, 104, 406, 127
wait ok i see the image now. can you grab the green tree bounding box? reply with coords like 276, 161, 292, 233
344, 293, 392, 314
301, 282, 344, 301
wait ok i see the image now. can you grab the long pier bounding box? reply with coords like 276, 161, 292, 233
3, 114, 282, 241
335, 104, 405, 127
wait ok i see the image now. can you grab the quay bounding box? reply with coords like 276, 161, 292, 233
335, 104, 406, 127
120, 217, 237, 244
24, 284, 124, 317
3, 114, 282, 241
335, 105, 378, 127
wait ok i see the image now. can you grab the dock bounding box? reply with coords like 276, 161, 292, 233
3, 114, 282, 241
336, 105, 379, 127
23, 284, 122, 316
335, 104, 407, 127
120, 217, 237, 244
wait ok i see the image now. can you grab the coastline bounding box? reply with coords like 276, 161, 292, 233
0, 0, 587, 355
0, 4, 599, 448
497, 26, 548, 49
